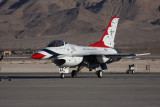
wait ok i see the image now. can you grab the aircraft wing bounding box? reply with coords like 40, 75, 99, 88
105, 53, 150, 58
72, 53, 150, 58
71, 53, 150, 59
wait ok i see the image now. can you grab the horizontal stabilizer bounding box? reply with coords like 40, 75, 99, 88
135, 53, 151, 56
125, 57, 145, 60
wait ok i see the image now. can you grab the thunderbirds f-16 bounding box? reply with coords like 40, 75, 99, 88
31, 17, 150, 78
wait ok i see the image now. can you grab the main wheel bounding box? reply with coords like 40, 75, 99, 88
131, 70, 135, 74
96, 70, 103, 78
61, 73, 65, 79
71, 70, 77, 78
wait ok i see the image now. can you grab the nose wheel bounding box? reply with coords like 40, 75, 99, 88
59, 67, 69, 79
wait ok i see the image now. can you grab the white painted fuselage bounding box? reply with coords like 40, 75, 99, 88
41, 44, 117, 59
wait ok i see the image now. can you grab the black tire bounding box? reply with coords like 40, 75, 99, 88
96, 70, 103, 78
71, 70, 77, 78
132, 70, 135, 74
61, 73, 65, 79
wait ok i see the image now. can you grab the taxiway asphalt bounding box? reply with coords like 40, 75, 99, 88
0, 73, 160, 107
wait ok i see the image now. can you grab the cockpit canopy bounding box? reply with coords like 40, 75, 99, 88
47, 40, 67, 47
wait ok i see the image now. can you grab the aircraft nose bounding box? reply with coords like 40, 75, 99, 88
31, 53, 46, 59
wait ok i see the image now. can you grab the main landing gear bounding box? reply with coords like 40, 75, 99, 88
96, 70, 103, 78
61, 73, 65, 79
71, 70, 77, 78
71, 65, 84, 78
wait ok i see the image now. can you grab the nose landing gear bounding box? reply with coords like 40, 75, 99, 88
59, 67, 69, 79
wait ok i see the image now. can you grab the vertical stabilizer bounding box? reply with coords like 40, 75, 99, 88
90, 17, 119, 48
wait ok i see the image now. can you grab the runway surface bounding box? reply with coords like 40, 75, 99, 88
0, 73, 160, 107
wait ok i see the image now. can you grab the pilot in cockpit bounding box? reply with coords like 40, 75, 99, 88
47, 40, 67, 47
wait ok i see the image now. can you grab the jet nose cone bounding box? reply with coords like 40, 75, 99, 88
31, 53, 45, 59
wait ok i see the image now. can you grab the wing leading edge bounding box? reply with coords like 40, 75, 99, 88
105, 53, 150, 58
71, 53, 150, 59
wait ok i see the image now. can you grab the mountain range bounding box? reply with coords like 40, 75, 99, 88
0, 0, 160, 54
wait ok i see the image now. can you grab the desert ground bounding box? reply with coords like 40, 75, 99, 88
0, 58, 159, 73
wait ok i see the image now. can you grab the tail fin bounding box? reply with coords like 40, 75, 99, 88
90, 17, 119, 48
